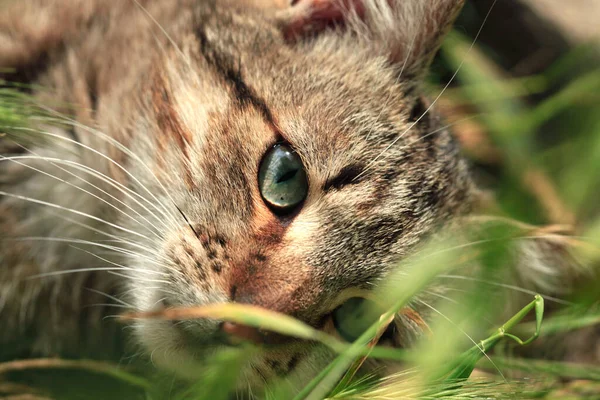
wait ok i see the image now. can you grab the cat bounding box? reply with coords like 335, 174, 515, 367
0, 0, 585, 394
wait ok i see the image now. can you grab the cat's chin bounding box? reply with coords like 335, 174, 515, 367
133, 319, 335, 393
148, 347, 207, 380
132, 319, 265, 388
142, 342, 281, 394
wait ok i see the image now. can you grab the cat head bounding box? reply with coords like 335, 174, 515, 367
118, 0, 473, 387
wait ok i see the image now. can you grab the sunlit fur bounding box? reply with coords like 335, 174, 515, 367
0, 0, 582, 392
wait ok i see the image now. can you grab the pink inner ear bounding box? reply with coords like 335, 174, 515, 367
282, 0, 465, 75
284, 0, 367, 40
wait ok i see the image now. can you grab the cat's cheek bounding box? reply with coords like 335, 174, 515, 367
160, 229, 230, 302
284, 211, 320, 245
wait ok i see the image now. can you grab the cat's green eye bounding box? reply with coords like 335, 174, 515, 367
258, 144, 308, 212
333, 298, 380, 342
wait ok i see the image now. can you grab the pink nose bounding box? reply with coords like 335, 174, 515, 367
222, 321, 263, 344
221, 321, 294, 346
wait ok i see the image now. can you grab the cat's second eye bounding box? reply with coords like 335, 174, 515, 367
258, 144, 308, 213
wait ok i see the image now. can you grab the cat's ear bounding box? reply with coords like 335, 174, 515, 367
277, 0, 465, 79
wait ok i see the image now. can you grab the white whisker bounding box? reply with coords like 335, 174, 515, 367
120, 286, 181, 299
5, 124, 180, 228
86, 288, 134, 308
131, 0, 191, 67
415, 298, 506, 381
6, 236, 166, 264
1, 153, 172, 232
151, 297, 168, 309
40, 210, 164, 259
421, 289, 458, 305
437, 275, 571, 305
0, 152, 164, 240
364, 33, 418, 141
29, 267, 135, 279
85, 303, 132, 309
12, 141, 167, 233
39, 110, 184, 227
107, 270, 171, 285
39, 111, 199, 241
397, 115, 479, 150
0, 190, 153, 240
398, 239, 572, 305
69, 246, 170, 278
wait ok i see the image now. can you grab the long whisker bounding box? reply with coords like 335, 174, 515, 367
437, 274, 572, 305
79, 244, 185, 281
0, 190, 153, 241
402, 238, 573, 305
27, 264, 166, 281
5, 124, 180, 228
364, 33, 418, 141
119, 285, 181, 300
415, 298, 507, 381
131, 0, 191, 67
69, 246, 170, 278
5, 236, 167, 264
28, 267, 144, 279
420, 288, 496, 326
151, 297, 169, 309
85, 303, 132, 309
396, 115, 480, 149
10, 142, 167, 234
86, 288, 135, 308
40, 210, 163, 258
2, 153, 173, 233
108, 270, 171, 285
421, 289, 458, 305
37, 100, 200, 239
0, 153, 164, 240
38, 109, 184, 227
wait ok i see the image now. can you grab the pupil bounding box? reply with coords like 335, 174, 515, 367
276, 169, 298, 183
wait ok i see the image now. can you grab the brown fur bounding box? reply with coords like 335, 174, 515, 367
0, 0, 587, 393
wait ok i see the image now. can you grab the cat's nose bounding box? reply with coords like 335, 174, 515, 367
221, 321, 294, 346
224, 238, 325, 333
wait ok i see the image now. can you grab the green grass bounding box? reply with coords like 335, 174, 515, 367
1, 26, 600, 400
0, 85, 33, 135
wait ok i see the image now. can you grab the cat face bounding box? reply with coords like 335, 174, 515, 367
114, 0, 471, 388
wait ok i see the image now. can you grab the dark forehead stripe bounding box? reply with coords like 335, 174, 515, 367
195, 27, 275, 124
195, 26, 292, 250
